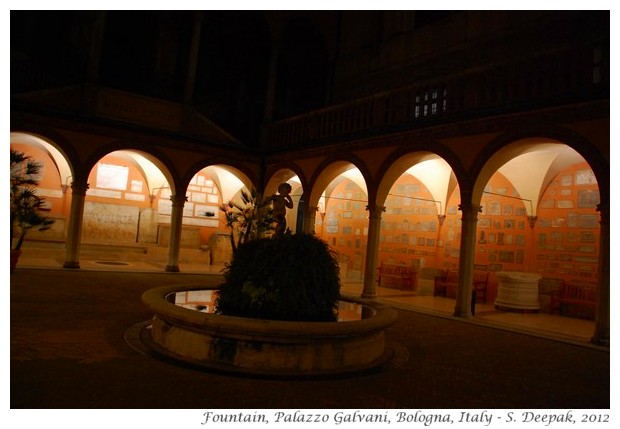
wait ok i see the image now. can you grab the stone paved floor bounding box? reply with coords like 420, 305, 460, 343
9, 268, 609, 413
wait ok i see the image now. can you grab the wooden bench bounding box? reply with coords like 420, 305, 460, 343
377, 262, 416, 290
433, 269, 458, 298
433, 269, 490, 303
550, 282, 597, 318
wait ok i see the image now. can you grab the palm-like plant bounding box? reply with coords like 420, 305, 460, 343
219, 188, 273, 254
10, 149, 54, 252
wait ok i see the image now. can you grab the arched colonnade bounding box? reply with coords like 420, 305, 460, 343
10, 126, 609, 345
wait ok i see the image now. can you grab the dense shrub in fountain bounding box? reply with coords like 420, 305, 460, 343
215, 233, 341, 321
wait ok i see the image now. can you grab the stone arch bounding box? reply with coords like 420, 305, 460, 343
472, 126, 609, 206
166, 160, 257, 268
372, 149, 463, 288
465, 131, 608, 344
472, 137, 603, 212
79, 149, 175, 247
10, 132, 74, 189
83, 142, 178, 196
10, 132, 75, 246
264, 162, 308, 196
305, 156, 372, 282
376, 149, 462, 216
376, 142, 467, 208
10, 129, 80, 181
307, 155, 373, 212
184, 158, 257, 204
264, 164, 307, 235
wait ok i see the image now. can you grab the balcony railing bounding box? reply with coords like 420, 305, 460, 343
262, 44, 608, 151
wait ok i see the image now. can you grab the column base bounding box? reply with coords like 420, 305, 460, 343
63, 261, 80, 269
453, 309, 474, 318
592, 323, 610, 347
165, 265, 180, 272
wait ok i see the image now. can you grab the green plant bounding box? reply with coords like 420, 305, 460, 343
219, 188, 273, 254
215, 233, 341, 321
10, 149, 54, 251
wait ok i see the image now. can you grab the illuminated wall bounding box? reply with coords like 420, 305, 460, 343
10, 143, 66, 241
84, 155, 152, 243
11, 145, 226, 249
317, 180, 368, 280
85, 156, 223, 247
379, 174, 440, 269
534, 162, 600, 284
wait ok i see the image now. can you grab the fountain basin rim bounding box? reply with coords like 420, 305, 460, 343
141, 284, 398, 338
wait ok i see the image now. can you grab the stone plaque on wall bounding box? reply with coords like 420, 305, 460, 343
82, 202, 139, 243
138, 208, 158, 244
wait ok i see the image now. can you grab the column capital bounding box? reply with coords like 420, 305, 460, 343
170, 194, 188, 207
70, 181, 90, 196
366, 204, 386, 220
458, 203, 482, 220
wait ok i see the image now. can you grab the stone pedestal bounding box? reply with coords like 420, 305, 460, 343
495, 271, 542, 312
209, 232, 233, 265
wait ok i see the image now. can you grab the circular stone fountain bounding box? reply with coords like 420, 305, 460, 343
494, 271, 543, 312
140, 285, 398, 377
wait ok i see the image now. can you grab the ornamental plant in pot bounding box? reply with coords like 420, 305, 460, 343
10, 149, 54, 273
215, 232, 341, 322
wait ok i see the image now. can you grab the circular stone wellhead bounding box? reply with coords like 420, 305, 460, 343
140, 285, 398, 377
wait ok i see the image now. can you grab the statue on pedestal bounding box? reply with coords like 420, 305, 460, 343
267, 183, 293, 236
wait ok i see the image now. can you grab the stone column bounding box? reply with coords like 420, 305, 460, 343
454, 202, 481, 317
304, 205, 318, 234
63, 181, 89, 269
361, 204, 385, 299
166, 193, 186, 272
593, 202, 610, 346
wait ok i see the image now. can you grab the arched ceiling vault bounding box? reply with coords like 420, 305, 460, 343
10, 132, 72, 184
496, 144, 588, 215
404, 159, 455, 215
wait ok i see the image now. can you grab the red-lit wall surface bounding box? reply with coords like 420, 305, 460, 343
380, 174, 440, 269
315, 164, 600, 301
533, 162, 600, 284
11, 146, 225, 247
11, 143, 65, 220
317, 180, 369, 280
